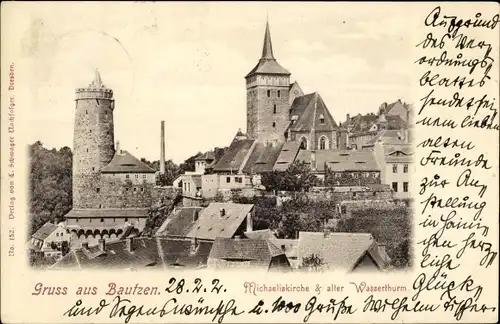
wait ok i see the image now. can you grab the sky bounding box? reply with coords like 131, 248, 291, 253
15, 2, 416, 164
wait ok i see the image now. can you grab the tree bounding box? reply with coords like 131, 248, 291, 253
336, 206, 412, 268
261, 161, 318, 192
29, 142, 73, 235
302, 253, 325, 271
140, 158, 182, 185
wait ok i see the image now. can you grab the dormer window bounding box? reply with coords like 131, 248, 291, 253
319, 114, 325, 124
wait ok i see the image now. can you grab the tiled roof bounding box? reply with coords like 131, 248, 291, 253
386, 115, 407, 130
186, 203, 254, 241
298, 232, 387, 271
212, 137, 255, 173
51, 237, 213, 270
242, 142, 283, 174
244, 229, 277, 240
64, 208, 149, 219
289, 93, 338, 132
155, 207, 203, 237
32, 222, 58, 240
273, 141, 302, 171
289, 93, 316, 120
208, 238, 285, 268
349, 114, 379, 133
246, 59, 291, 77
195, 151, 215, 161
101, 150, 156, 173
384, 145, 414, 163
363, 129, 408, 147
296, 149, 379, 172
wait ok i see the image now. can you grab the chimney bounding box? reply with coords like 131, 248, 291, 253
98, 238, 105, 251
126, 237, 135, 253
190, 236, 198, 254
81, 242, 89, 250
160, 121, 166, 174
116, 141, 121, 154
346, 113, 350, 125
310, 150, 317, 170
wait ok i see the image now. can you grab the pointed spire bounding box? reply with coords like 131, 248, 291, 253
261, 19, 275, 60
90, 68, 104, 88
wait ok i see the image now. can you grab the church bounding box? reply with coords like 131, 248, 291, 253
211, 20, 341, 179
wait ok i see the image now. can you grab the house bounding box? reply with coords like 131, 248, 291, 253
373, 142, 414, 199
155, 203, 254, 241
297, 232, 390, 272
155, 207, 203, 238
29, 222, 71, 258
378, 99, 413, 124
50, 236, 212, 270
186, 203, 254, 241
295, 149, 381, 184
207, 237, 290, 271
270, 239, 299, 269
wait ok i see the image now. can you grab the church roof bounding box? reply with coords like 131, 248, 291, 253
289, 93, 338, 132
101, 150, 156, 173
245, 21, 290, 78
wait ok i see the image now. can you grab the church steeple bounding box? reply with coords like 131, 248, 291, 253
261, 20, 275, 60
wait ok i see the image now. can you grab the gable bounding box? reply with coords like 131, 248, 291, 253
291, 93, 338, 132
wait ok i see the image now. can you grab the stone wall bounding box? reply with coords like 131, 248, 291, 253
73, 90, 115, 208
276, 186, 393, 205
152, 186, 182, 207
325, 171, 381, 186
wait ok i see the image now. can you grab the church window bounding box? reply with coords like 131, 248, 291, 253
267, 90, 271, 97
299, 137, 308, 150
319, 137, 327, 150
277, 90, 281, 98
273, 105, 277, 114
272, 122, 276, 128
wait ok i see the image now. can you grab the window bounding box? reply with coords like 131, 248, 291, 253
135, 174, 139, 179
141, 188, 144, 192
89, 130, 92, 133
125, 218, 128, 222
142, 174, 147, 179
92, 167, 95, 171
267, 90, 271, 97
393, 164, 398, 173
133, 187, 137, 192
235, 177, 243, 183
100, 218, 104, 223
96, 188, 100, 193
403, 182, 409, 192
277, 90, 281, 97
392, 182, 398, 192
319, 114, 325, 124
272, 122, 276, 128
404, 164, 408, 173
86, 148, 89, 152
226, 177, 231, 183
86, 110, 88, 114
300, 137, 308, 149
273, 105, 277, 114
126, 174, 130, 179
319, 137, 327, 150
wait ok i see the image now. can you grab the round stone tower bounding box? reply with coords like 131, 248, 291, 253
72, 69, 115, 208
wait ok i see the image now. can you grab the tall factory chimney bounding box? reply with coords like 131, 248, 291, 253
160, 121, 166, 174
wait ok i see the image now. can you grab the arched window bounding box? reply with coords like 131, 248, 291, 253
318, 136, 329, 150
267, 90, 271, 97
273, 105, 277, 114
299, 137, 308, 150
272, 122, 276, 128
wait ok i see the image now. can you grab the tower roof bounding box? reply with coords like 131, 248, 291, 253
245, 21, 290, 78
261, 20, 274, 60
90, 68, 105, 88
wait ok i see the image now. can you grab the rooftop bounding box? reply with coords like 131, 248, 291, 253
296, 149, 379, 172
101, 150, 156, 174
